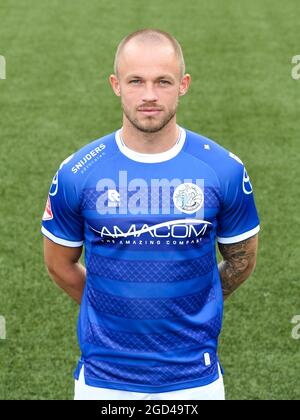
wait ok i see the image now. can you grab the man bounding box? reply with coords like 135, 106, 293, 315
42, 29, 260, 400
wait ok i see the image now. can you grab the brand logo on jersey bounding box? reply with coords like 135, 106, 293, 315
96, 172, 205, 216
107, 189, 120, 207
49, 173, 59, 196
90, 218, 211, 239
49, 154, 74, 196
42, 196, 53, 220
242, 168, 253, 195
173, 183, 204, 214
71, 144, 106, 174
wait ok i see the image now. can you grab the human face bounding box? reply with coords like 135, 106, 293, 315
110, 42, 191, 133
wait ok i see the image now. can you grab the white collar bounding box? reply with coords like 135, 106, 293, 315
115, 126, 186, 163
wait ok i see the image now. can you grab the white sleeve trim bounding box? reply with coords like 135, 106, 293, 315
217, 225, 260, 244
41, 226, 83, 248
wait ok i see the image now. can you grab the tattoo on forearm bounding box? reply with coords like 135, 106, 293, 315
218, 235, 258, 299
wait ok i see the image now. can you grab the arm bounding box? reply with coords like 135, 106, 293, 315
43, 237, 86, 304
218, 234, 258, 300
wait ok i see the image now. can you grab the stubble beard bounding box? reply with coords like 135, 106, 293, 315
121, 99, 179, 134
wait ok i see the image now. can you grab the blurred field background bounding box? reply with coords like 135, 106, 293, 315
0, 0, 299, 400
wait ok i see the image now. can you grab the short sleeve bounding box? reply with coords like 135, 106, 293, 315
41, 156, 84, 247
217, 163, 260, 244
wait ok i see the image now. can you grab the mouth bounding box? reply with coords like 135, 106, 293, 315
138, 108, 163, 116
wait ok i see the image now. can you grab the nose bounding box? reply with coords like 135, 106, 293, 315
141, 82, 159, 103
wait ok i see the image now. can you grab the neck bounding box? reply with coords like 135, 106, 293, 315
121, 116, 179, 154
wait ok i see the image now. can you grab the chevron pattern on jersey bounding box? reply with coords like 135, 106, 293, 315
80, 186, 220, 210
85, 315, 222, 352
88, 252, 214, 282
87, 286, 216, 319
84, 353, 217, 385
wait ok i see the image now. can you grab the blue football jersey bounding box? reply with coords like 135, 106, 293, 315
41, 126, 260, 393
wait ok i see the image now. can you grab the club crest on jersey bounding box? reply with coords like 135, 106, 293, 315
42, 196, 53, 221
173, 183, 204, 214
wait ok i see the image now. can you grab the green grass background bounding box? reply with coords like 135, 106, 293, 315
0, 0, 299, 400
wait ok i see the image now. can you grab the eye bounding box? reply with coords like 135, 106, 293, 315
159, 80, 171, 85
129, 79, 141, 84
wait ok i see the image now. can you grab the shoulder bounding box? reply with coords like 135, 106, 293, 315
48, 131, 118, 204
183, 128, 245, 180
54, 131, 118, 185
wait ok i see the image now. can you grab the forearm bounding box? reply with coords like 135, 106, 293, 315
218, 260, 253, 300
218, 235, 258, 300
47, 262, 86, 304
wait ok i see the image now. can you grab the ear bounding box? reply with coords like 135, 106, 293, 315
179, 74, 192, 96
109, 74, 121, 97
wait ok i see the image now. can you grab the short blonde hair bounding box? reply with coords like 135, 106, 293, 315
114, 29, 186, 78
